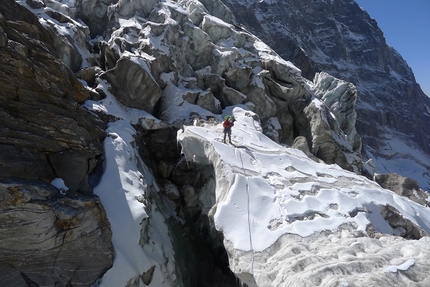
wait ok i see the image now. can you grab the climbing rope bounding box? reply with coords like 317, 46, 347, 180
236, 147, 255, 277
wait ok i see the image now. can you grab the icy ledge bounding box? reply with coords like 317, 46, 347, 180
177, 107, 430, 287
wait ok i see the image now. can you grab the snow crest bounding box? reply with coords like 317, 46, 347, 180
178, 107, 430, 286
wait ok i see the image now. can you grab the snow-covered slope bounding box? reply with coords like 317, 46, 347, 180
84, 82, 179, 286
178, 107, 430, 286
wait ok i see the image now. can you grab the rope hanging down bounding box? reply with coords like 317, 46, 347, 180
237, 147, 255, 277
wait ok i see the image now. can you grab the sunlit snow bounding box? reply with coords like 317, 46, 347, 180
84, 81, 176, 287
178, 107, 430, 252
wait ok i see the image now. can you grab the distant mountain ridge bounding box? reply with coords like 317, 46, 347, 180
221, 0, 430, 190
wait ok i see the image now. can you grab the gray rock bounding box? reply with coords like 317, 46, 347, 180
113, 0, 158, 19
375, 173, 429, 207
0, 2, 112, 285
224, 65, 253, 91
202, 14, 235, 43
0, 180, 113, 287
196, 91, 222, 114
380, 204, 429, 239
304, 101, 361, 173
103, 56, 162, 113
44, 10, 84, 71
77, 0, 116, 37
180, 0, 207, 26
292, 136, 322, 163
26, 0, 45, 9
0, 0, 106, 193
182, 24, 214, 70
195, 70, 247, 107
199, 0, 235, 24
159, 161, 175, 179
0, 27, 6, 47
76, 66, 103, 87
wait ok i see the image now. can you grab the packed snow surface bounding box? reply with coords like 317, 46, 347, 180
383, 259, 415, 273
51, 178, 69, 195
84, 81, 176, 287
178, 107, 430, 252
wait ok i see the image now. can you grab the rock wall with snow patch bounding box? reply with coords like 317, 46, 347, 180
0, 1, 113, 285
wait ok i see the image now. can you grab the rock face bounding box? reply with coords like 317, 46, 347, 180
0, 180, 113, 287
103, 56, 162, 114
375, 173, 430, 207
221, 0, 430, 190
0, 0, 106, 193
0, 0, 113, 285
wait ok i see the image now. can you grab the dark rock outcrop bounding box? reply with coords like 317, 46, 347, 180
376, 173, 429, 207
76, 0, 117, 38
0, 1, 113, 285
103, 57, 162, 114
0, 180, 113, 287
0, 0, 106, 193
379, 204, 429, 240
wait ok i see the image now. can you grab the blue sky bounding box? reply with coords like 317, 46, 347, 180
354, 0, 430, 96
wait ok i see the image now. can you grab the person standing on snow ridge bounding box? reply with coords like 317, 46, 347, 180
223, 116, 235, 143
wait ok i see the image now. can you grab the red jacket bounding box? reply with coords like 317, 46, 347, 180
223, 119, 234, 129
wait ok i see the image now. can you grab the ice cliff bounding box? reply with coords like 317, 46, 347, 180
1, 0, 430, 286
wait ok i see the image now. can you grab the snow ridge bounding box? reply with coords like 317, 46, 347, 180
179, 107, 430, 251
178, 107, 430, 286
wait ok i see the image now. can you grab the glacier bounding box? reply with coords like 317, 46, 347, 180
177, 107, 430, 286
4, 0, 430, 286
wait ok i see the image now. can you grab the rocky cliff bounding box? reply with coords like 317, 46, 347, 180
1, 0, 430, 286
0, 0, 113, 285
221, 0, 430, 190
0, 180, 113, 287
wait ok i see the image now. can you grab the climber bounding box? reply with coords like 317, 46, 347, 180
223, 115, 235, 143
